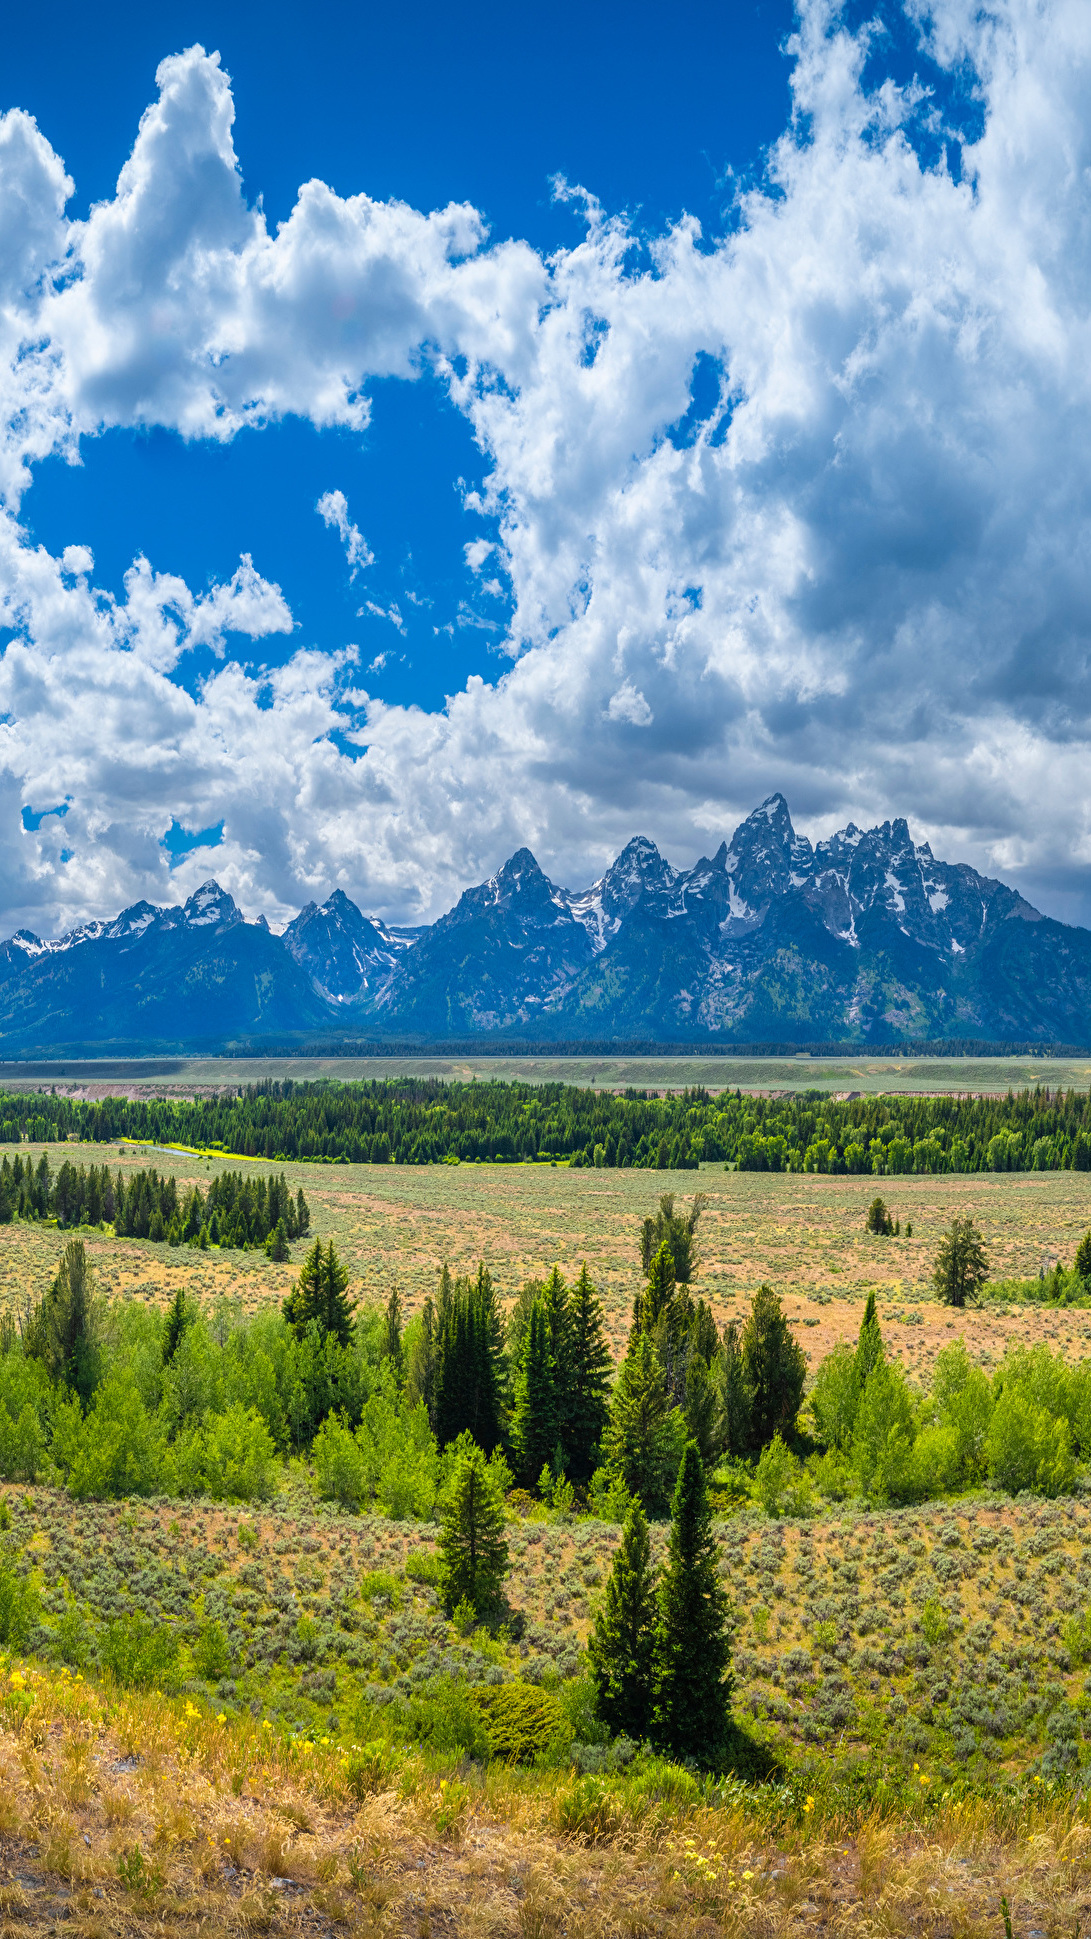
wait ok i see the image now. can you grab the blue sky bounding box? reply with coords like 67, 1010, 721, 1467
2, 0, 1091, 937
14, 0, 794, 716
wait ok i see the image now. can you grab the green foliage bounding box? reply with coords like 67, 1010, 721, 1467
604, 1332, 685, 1516
933, 1217, 989, 1307
0, 1555, 38, 1647
854, 1290, 884, 1390
512, 1300, 558, 1486
639, 1193, 708, 1283
283, 1239, 356, 1346
99, 1613, 180, 1689
986, 1391, 1076, 1496
587, 1501, 657, 1741
162, 1286, 196, 1365
866, 1196, 894, 1235
25, 1239, 100, 1401
193, 1618, 232, 1681
653, 1443, 733, 1763
437, 1443, 509, 1618
565, 1265, 612, 1482
433, 1264, 506, 1453
809, 1344, 860, 1452
1076, 1228, 1091, 1279
474, 1681, 568, 1762
740, 1284, 807, 1451
754, 1432, 812, 1516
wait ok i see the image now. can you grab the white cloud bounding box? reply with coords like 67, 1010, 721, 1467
607, 683, 653, 727
316, 488, 373, 578
4, 9, 1091, 932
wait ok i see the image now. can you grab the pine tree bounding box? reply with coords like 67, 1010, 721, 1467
407, 1293, 437, 1423
512, 1299, 558, 1484
636, 1240, 677, 1334
653, 1442, 733, 1763
382, 1281, 404, 1385
853, 1289, 884, 1390
740, 1284, 807, 1450
1077, 1229, 1091, 1281
283, 1239, 355, 1346
162, 1286, 195, 1365
28, 1240, 99, 1400
933, 1218, 988, 1307
265, 1217, 290, 1261
604, 1331, 681, 1515
716, 1319, 750, 1456
587, 1500, 657, 1739
433, 1264, 506, 1451
566, 1264, 612, 1481
438, 1444, 509, 1617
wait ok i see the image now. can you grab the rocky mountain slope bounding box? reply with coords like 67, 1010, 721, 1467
1, 797, 1088, 1049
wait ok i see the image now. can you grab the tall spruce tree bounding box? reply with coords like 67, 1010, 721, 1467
28, 1240, 99, 1401
716, 1319, 751, 1456
512, 1299, 558, 1485
740, 1284, 807, 1451
587, 1499, 657, 1738
161, 1286, 195, 1366
407, 1293, 437, 1422
566, 1264, 612, 1481
382, 1281, 405, 1385
438, 1444, 509, 1618
605, 1331, 681, 1515
433, 1264, 506, 1452
653, 1442, 733, 1763
283, 1239, 356, 1346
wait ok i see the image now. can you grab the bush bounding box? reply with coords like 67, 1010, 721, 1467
193, 1618, 232, 1681
754, 1433, 812, 1516
473, 1682, 569, 1762
986, 1394, 1076, 1497
99, 1614, 180, 1689
0, 1558, 38, 1648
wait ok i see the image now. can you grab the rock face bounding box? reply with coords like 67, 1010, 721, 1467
2, 799, 1090, 1048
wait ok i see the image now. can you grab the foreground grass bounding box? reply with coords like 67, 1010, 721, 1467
2, 1659, 1091, 1936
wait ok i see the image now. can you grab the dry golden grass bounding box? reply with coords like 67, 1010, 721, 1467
1, 1662, 1090, 1935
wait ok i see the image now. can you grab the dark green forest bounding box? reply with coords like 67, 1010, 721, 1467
5, 1074, 1091, 1172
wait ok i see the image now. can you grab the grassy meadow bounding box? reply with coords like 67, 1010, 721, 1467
4, 1149, 1091, 1930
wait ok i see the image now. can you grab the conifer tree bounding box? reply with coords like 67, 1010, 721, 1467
407, 1293, 437, 1423
740, 1284, 807, 1450
433, 1264, 506, 1451
636, 1240, 677, 1334
161, 1286, 195, 1366
566, 1263, 612, 1481
653, 1442, 733, 1763
265, 1218, 290, 1262
587, 1499, 657, 1738
283, 1239, 355, 1346
1078, 1229, 1091, 1281
512, 1299, 558, 1484
604, 1331, 681, 1515
853, 1289, 884, 1391
382, 1281, 404, 1385
716, 1319, 751, 1456
438, 1444, 509, 1618
933, 1217, 988, 1308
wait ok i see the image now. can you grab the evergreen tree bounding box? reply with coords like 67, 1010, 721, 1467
265, 1218, 290, 1262
866, 1196, 894, 1236
566, 1264, 612, 1481
161, 1286, 195, 1365
28, 1240, 100, 1401
511, 1299, 558, 1485
853, 1289, 884, 1390
683, 1354, 719, 1466
433, 1264, 506, 1451
587, 1500, 657, 1738
1077, 1229, 1091, 1281
639, 1192, 708, 1282
382, 1281, 404, 1385
636, 1240, 677, 1334
438, 1444, 509, 1617
740, 1284, 807, 1451
716, 1319, 751, 1456
933, 1217, 988, 1307
653, 1442, 733, 1763
540, 1266, 573, 1449
407, 1293, 437, 1423
283, 1240, 355, 1346
605, 1331, 682, 1515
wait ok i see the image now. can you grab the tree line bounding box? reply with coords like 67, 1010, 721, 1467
0, 1152, 308, 1253
6, 1072, 1091, 1171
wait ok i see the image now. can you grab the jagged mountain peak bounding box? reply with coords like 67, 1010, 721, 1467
182, 881, 241, 930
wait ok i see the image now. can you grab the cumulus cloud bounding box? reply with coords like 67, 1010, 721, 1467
4, 6, 1091, 932
316, 488, 373, 578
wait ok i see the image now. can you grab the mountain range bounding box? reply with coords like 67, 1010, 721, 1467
2, 795, 1089, 1051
